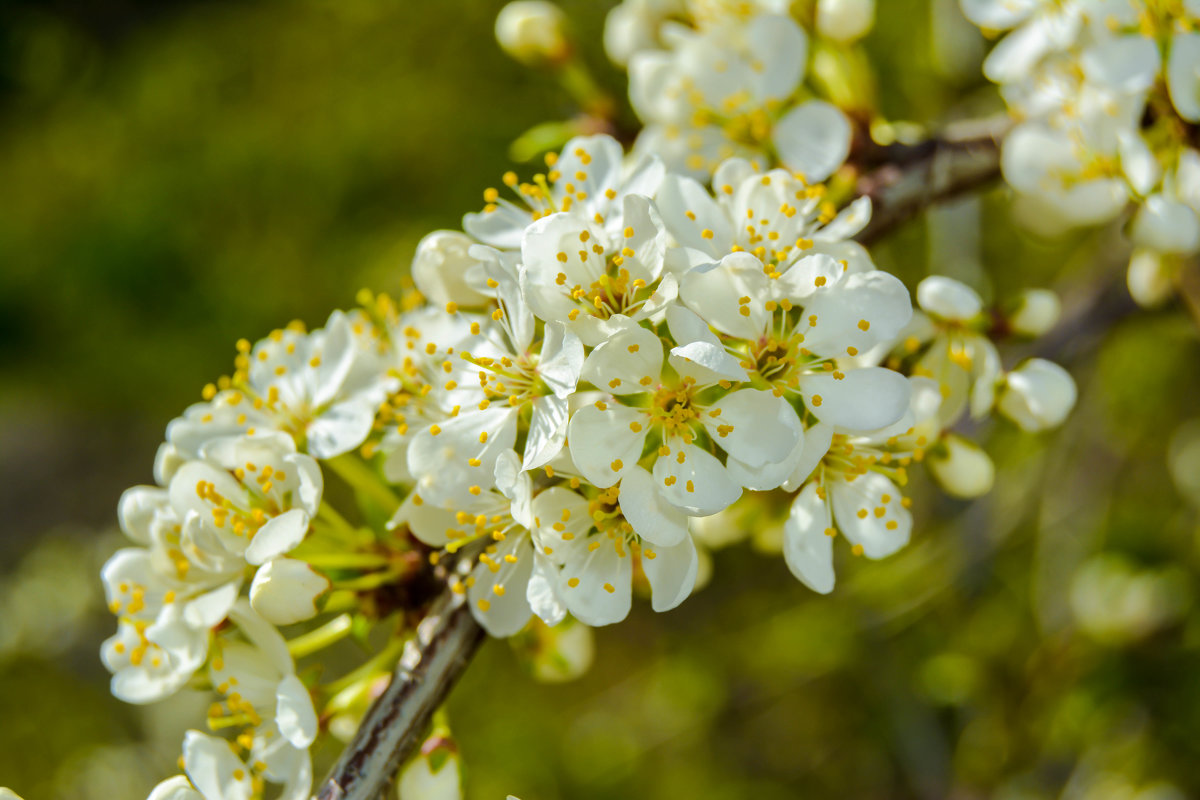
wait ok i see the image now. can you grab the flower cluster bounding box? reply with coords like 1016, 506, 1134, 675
963, 0, 1200, 305
606, 0, 875, 181
95, 2, 1089, 797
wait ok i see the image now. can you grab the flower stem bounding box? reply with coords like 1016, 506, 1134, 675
326, 454, 402, 516
333, 569, 404, 591
302, 551, 392, 570
288, 613, 354, 659
323, 635, 407, 697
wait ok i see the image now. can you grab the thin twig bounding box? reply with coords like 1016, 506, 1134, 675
854, 115, 1010, 245
315, 585, 485, 800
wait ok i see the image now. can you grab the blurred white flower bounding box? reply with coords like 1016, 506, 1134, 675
816, 0, 875, 42
495, 1, 569, 66
997, 357, 1077, 432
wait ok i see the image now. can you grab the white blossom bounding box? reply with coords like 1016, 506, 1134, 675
783, 377, 942, 593
997, 357, 1077, 432
816, 0, 875, 43
463, 134, 663, 252
926, 433, 996, 499
627, 7, 851, 180
495, 1, 569, 65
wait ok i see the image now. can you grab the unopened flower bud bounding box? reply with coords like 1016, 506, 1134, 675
1, 789, 26, 800
495, 1, 569, 66
1127, 248, 1175, 308
997, 358, 1076, 432
397, 734, 461, 800
250, 557, 330, 625
816, 0, 876, 43
411, 230, 491, 308
512, 617, 594, 683
927, 434, 994, 499
916, 275, 983, 321
1008, 289, 1060, 337
1131, 195, 1200, 254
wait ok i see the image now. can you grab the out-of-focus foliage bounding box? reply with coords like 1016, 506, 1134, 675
0, 1, 1198, 798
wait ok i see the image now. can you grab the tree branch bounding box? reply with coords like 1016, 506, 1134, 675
316, 585, 485, 800
315, 112, 1014, 800
854, 114, 1010, 245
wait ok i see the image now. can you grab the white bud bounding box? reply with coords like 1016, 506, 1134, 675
397, 739, 461, 800
816, 0, 875, 43
411, 230, 491, 308
997, 358, 1076, 432
1130, 194, 1200, 254
494, 1, 568, 66
1127, 248, 1175, 308
916, 275, 983, 321
926, 434, 994, 499
153, 442, 186, 486
1, 790, 26, 800
521, 618, 594, 683
146, 776, 202, 800
249, 557, 330, 626
1008, 289, 1060, 337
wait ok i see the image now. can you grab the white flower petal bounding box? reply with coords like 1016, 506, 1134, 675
772, 100, 852, 183
527, 555, 567, 626
801, 367, 911, 432
566, 404, 647, 488
276, 673, 319, 749
960, 0, 1036, 29
704, 388, 801, 468
784, 420, 835, 491
679, 251, 772, 339
304, 401, 376, 460
668, 340, 749, 384
927, 434, 995, 499
1118, 130, 1160, 196
783, 482, 835, 594
226, 600, 293, 675
182, 581, 240, 629
580, 320, 664, 395
652, 441, 742, 516
998, 358, 1077, 432
407, 408, 518, 506
244, 509, 309, 566
147, 776, 205, 800
183, 730, 253, 800
618, 465, 689, 546
473, 563, 526, 634
118, 486, 168, 545
830, 472, 911, 559
1082, 34, 1160, 93
657, 173, 733, 258
982, 15, 1054, 84
557, 535, 632, 626
641, 533, 698, 612
815, 196, 872, 241
1131, 195, 1200, 254
524, 397, 569, 470
250, 558, 329, 626
1168, 32, 1200, 122
800, 270, 913, 355
464, 200, 533, 250
916, 276, 983, 320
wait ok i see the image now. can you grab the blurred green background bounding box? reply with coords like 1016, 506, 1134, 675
2, 1, 1199, 798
